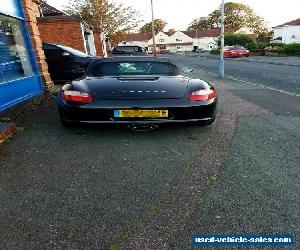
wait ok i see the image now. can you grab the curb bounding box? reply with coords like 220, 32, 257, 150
0, 122, 17, 142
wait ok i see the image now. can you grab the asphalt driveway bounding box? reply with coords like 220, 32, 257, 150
0, 99, 210, 249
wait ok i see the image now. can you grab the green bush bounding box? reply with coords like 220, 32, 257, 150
283, 43, 300, 55
269, 42, 285, 48
245, 42, 258, 50
250, 49, 265, 56
218, 33, 255, 47
265, 43, 286, 52
256, 42, 268, 49
210, 48, 220, 54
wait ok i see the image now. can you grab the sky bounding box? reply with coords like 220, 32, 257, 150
47, 0, 300, 30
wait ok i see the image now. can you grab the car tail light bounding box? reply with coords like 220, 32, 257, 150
61, 90, 93, 103
189, 88, 217, 101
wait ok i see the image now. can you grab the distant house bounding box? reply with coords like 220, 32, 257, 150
119, 32, 152, 49
37, 2, 103, 56
146, 31, 194, 53
272, 18, 300, 44
119, 27, 257, 53
120, 29, 222, 53
182, 29, 220, 51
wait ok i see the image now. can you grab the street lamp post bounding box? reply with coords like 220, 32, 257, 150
151, 0, 157, 56
219, 0, 225, 78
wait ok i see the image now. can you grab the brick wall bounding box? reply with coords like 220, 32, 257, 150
21, 0, 53, 91
37, 18, 86, 53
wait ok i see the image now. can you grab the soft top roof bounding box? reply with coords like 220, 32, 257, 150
93, 56, 172, 63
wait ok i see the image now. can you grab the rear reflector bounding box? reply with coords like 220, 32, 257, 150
189, 88, 217, 101
61, 90, 93, 103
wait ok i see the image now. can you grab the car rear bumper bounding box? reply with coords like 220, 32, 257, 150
61, 117, 213, 124
58, 99, 217, 124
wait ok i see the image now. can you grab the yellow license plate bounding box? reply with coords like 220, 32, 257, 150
114, 109, 168, 118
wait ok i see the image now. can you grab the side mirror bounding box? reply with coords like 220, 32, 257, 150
62, 52, 70, 57
183, 67, 194, 73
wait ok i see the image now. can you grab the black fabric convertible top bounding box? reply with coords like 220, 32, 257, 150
96, 56, 173, 63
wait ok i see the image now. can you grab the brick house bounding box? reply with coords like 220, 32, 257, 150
37, 2, 103, 56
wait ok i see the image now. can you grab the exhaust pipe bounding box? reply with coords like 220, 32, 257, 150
128, 124, 159, 132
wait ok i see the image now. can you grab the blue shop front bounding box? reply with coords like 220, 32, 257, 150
0, 0, 43, 112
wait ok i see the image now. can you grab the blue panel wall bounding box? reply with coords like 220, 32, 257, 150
0, 76, 43, 111
0, 0, 44, 112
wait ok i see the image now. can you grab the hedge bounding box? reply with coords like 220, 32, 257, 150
218, 33, 255, 48
283, 43, 300, 55
210, 49, 220, 54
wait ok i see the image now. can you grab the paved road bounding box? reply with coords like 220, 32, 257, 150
168, 54, 300, 95
167, 54, 300, 117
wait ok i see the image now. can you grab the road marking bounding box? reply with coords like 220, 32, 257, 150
196, 69, 300, 97
226, 76, 300, 97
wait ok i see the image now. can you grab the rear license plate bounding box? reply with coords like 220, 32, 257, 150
114, 109, 168, 118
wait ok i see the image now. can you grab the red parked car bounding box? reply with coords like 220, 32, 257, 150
224, 45, 250, 58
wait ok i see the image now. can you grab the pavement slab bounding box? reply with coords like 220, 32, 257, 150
174, 116, 300, 250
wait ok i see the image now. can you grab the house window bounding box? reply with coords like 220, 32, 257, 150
177, 46, 181, 49
176, 38, 182, 42
0, 14, 34, 83
159, 39, 164, 43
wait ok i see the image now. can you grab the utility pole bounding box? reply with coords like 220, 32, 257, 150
151, 0, 157, 56
196, 29, 198, 50
219, 0, 225, 78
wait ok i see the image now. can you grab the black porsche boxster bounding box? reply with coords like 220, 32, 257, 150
56, 57, 217, 127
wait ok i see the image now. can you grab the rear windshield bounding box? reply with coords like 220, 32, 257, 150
87, 61, 180, 76
112, 46, 144, 53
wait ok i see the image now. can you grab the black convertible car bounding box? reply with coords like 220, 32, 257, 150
56, 57, 217, 127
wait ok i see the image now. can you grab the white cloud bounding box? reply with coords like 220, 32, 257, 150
47, 0, 300, 30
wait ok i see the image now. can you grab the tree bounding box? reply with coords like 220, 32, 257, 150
139, 19, 167, 33
188, 2, 270, 37
65, 0, 140, 42
188, 17, 211, 30
167, 28, 176, 34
